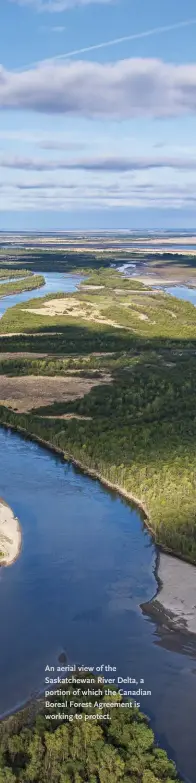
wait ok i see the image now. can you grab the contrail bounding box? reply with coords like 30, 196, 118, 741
15, 17, 196, 70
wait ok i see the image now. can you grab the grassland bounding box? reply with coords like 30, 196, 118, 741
0, 269, 33, 280
0, 267, 196, 563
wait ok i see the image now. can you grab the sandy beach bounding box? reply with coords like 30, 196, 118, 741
151, 552, 196, 634
133, 274, 180, 286
0, 498, 21, 566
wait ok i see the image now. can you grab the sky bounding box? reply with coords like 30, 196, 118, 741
0, 0, 196, 230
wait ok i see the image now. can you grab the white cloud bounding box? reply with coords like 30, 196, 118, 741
1, 153, 196, 171
1, 58, 196, 117
10, 0, 112, 12
2, 181, 196, 211
39, 139, 86, 149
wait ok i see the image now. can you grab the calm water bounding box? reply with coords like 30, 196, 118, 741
165, 286, 196, 306
1, 272, 196, 782
0, 272, 79, 318
1, 429, 196, 782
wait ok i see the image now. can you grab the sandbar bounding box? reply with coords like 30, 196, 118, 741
151, 552, 196, 634
0, 498, 21, 566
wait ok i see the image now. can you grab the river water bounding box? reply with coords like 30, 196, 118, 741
0, 272, 196, 783
0, 272, 79, 318
165, 286, 196, 306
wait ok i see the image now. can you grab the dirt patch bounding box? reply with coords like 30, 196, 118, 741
81, 285, 105, 291
0, 374, 111, 413
0, 352, 49, 359
133, 275, 179, 286
22, 298, 132, 332
41, 414, 92, 420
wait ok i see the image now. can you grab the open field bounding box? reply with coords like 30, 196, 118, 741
0, 373, 111, 412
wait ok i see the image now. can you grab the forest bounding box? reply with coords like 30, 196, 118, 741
0, 260, 195, 782
0, 267, 196, 560
0, 673, 181, 783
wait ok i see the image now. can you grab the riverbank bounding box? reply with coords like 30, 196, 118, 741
0, 497, 21, 566
0, 274, 45, 300
1, 418, 196, 636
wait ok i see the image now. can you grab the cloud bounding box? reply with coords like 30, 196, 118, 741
10, 0, 112, 12
2, 182, 196, 212
39, 139, 86, 149
1, 58, 196, 118
1, 153, 196, 171
16, 181, 77, 188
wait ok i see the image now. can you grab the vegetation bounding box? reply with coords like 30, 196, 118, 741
0, 269, 33, 280
0, 250, 130, 275
0, 674, 181, 782
0, 275, 45, 298
0, 267, 196, 562
80, 268, 148, 290
0, 256, 194, 782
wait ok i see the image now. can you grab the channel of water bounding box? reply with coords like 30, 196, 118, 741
0, 271, 196, 782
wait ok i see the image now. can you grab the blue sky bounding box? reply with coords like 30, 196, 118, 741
0, 0, 196, 229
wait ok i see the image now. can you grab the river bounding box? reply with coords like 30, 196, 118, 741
165, 286, 196, 306
0, 272, 196, 783
0, 272, 79, 318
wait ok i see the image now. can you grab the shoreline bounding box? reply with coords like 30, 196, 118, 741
148, 551, 196, 635
0, 496, 22, 567
1, 420, 196, 634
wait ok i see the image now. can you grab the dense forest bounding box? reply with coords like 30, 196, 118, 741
0, 674, 181, 783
